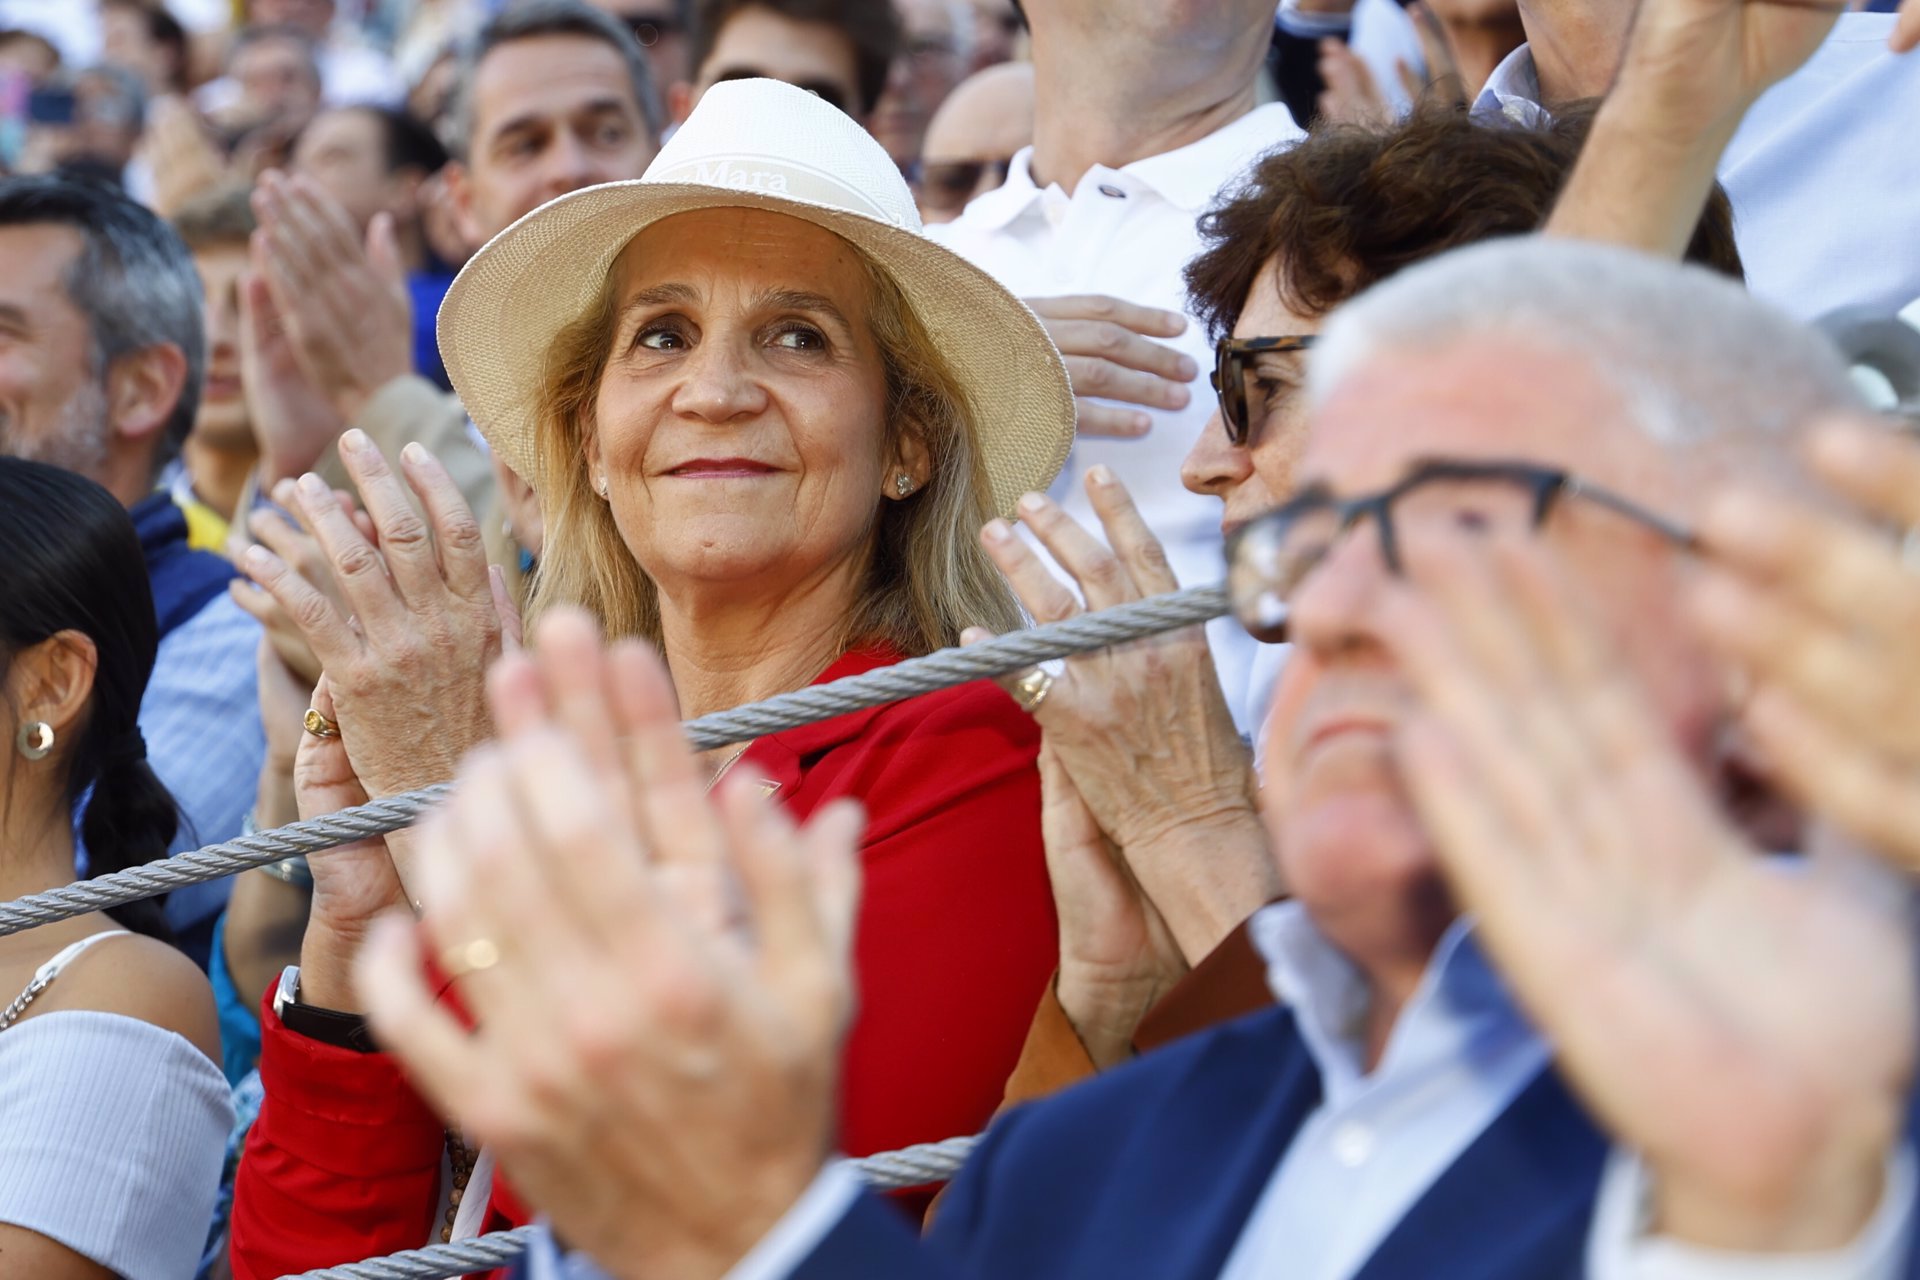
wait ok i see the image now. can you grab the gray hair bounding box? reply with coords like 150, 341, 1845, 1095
1310, 238, 1864, 464
0, 177, 204, 480
442, 0, 664, 162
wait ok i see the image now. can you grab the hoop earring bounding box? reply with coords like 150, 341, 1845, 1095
16, 721, 53, 761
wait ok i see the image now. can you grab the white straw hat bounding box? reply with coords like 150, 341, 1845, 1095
437, 78, 1074, 517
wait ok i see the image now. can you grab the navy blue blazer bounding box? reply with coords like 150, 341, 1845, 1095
793, 1004, 1920, 1280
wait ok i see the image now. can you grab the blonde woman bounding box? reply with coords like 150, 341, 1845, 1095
229, 78, 1076, 1276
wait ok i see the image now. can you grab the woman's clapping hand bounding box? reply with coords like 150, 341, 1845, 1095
355, 610, 862, 1280
237, 432, 508, 887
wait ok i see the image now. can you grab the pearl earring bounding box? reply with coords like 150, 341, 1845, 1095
16, 721, 53, 761
894, 473, 915, 497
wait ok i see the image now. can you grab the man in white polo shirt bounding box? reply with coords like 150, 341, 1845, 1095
928, 0, 1303, 733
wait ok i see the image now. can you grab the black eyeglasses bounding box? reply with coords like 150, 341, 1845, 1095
710, 68, 848, 113
1211, 335, 1316, 447
1224, 458, 1697, 641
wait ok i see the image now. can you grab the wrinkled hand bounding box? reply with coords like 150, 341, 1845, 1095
968, 470, 1273, 963
229, 484, 373, 686
239, 249, 347, 483
255, 631, 315, 776
355, 610, 862, 1280
1690, 419, 1920, 872
1024, 295, 1198, 438
252, 170, 413, 426
293, 674, 409, 1011
1616, 0, 1846, 130
1384, 536, 1915, 1252
237, 433, 501, 821
1034, 744, 1185, 1068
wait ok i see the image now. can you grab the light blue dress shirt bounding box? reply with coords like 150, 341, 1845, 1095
520, 898, 1910, 1280
1474, 14, 1920, 323
141, 590, 265, 933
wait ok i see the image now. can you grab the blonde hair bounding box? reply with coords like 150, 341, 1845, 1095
527, 229, 1023, 657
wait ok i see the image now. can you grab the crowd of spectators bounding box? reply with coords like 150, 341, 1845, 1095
0, 0, 1916, 1277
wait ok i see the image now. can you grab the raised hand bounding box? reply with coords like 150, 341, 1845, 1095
251, 170, 414, 426
1023, 296, 1198, 438
291, 674, 411, 1010
1382, 536, 1915, 1252
354, 610, 862, 1280
228, 484, 373, 687
1690, 419, 1920, 872
1034, 744, 1186, 1067
1618, 0, 1844, 129
239, 247, 346, 484
236, 433, 502, 877
968, 468, 1274, 964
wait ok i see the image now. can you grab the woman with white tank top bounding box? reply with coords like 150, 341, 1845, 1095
0, 459, 232, 1279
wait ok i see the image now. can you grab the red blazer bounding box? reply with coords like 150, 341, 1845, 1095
228, 647, 1058, 1279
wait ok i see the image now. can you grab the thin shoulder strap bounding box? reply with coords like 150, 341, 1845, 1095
0, 930, 134, 1032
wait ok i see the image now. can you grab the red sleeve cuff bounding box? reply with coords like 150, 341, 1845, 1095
255, 974, 447, 1177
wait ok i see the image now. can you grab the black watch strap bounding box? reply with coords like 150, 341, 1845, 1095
276, 966, 380, 1053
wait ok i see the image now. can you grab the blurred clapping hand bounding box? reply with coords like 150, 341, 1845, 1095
1690, 419, 1920, 872
1379, 532, 1916, 1254
250, 170, 414, 430
354, 611, 862, 1278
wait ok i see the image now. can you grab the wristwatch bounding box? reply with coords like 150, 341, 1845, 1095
273, 965, 379, 1053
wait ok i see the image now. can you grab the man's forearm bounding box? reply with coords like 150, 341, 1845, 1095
1546, 72, 1741, 260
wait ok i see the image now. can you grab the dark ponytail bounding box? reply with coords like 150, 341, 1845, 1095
78, 730, 178, 940
0, 458, 179, 940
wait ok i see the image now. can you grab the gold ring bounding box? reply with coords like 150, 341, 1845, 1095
1009, 667, 1054, 715
439, 938, 501, 979
303, 708, 340, 739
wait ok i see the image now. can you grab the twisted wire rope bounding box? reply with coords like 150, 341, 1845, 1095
0, 584, 1225, 938
8, 588, 1218, 1276
280, 1135, 982, 1278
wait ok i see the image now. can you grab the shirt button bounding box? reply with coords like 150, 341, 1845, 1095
1096, 183, 1127, 199
1330, 1122, 1373, 1168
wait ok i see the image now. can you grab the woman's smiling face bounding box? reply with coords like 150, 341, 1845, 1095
588, 206, 898, 596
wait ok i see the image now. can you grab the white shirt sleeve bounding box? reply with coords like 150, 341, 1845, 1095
530, 1162, 864, 1280
1587, 1147, 1915, 1280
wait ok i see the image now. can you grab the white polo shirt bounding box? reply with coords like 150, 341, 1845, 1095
928, 104, 1306, 731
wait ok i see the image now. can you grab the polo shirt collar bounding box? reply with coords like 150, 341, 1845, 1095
1474, 44, 1551, 128
952, 102, 1305, 233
